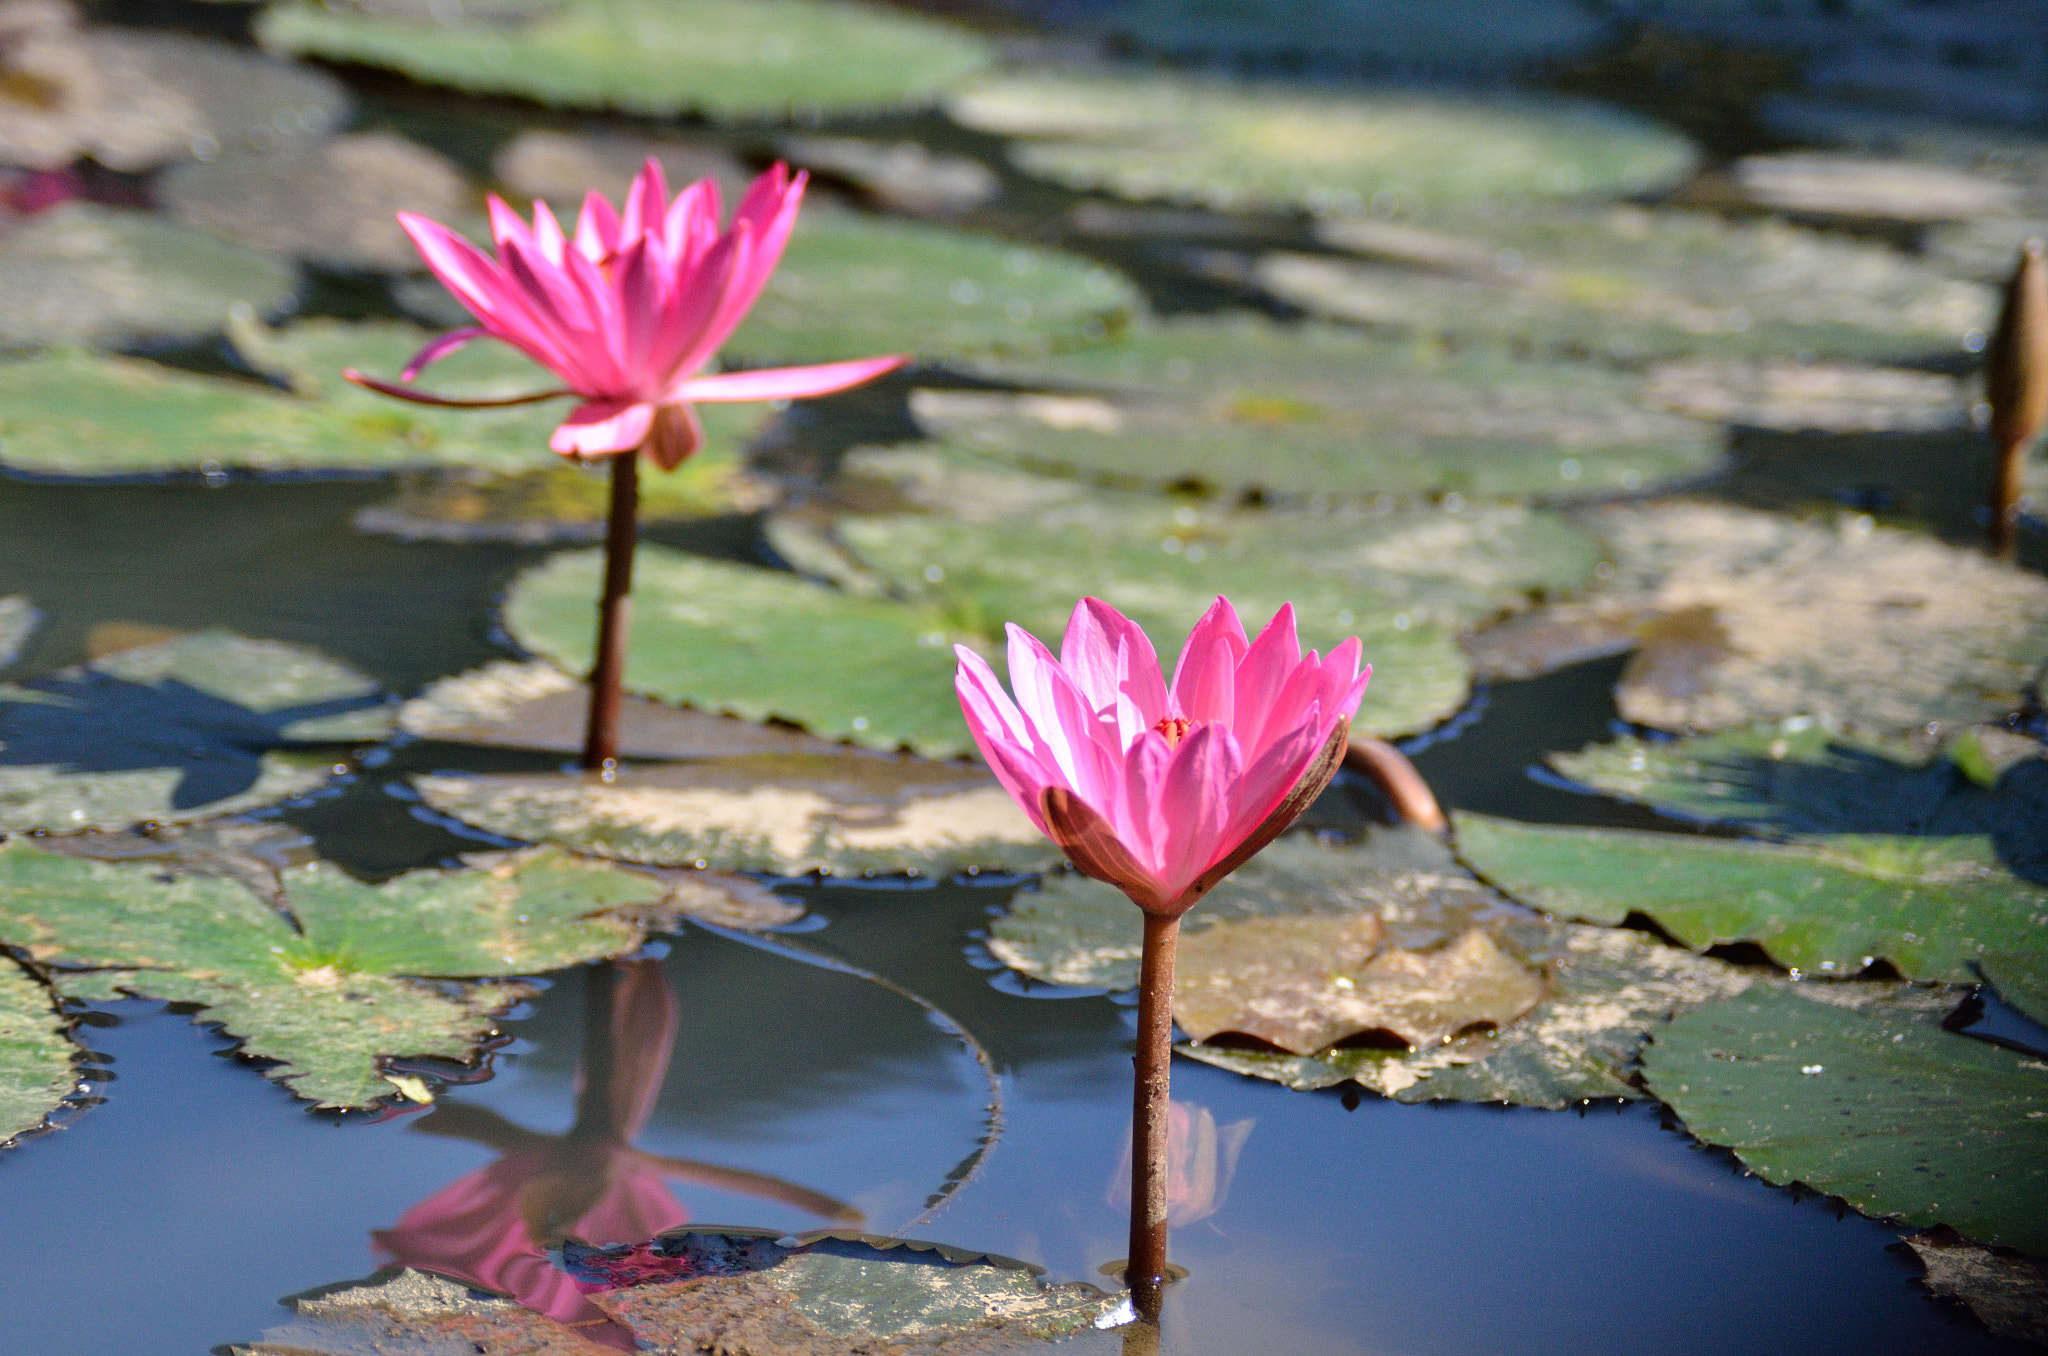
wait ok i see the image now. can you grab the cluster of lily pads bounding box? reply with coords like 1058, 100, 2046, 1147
0, 0, 2045, 1347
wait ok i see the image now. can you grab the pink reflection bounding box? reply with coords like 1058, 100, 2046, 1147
376, 960, 857, 1349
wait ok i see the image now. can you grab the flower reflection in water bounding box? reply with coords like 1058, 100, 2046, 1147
1107, 1101, 1254, 1229
375, 960, 859, 1349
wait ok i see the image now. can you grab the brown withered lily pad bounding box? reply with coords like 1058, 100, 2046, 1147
413, 753, 1062, 878
1898, 1228, 2048, 1346
1174, 917, 1543, 1053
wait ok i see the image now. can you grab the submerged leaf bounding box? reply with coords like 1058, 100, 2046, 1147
0, 628, 391, 833
502, 546, 974, 758
949, 73, 1694, 214
258, 0, 994, 119
414, 754, 1059, 879
0, 959, 74, 1149
1454, 813, 2048, 988
1643, 984, 2048, 1254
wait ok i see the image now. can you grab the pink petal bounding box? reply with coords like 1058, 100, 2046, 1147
1059, 597, 1124, 714
954, 645, 1035, 749
674, 355, 907, 403
1217, 704, 1322, 851
1005, 622, 1118, 804
399, 214, 527, 331
1232, 602, 1300, 747
550, 400, 655, 456
531, 199, 569, 265
664, 178, 722, 265
574, 190, 620, 263
619, 158, 669, 245
1115, 729, 1173, 874
1168, 598, 1249, 724
1156, 724, 1242, 903
486, 194, 536, 255
719, 165, 806, 329
399, 326, 490, 382
658, 221, 755, 384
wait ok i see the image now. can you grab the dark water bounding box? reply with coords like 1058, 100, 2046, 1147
0, 477, 2030, 1355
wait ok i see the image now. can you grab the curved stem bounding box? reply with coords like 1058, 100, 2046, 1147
1991, 433, 2025, 559
1127, 911, 1180, 1309
1343, 736, 1446, 833
582, 453, 638, 770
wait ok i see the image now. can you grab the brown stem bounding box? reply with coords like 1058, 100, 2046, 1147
582, 452, 638, 770
1126, 911, 1179, 1306
1343, 736, 1446, 833
1991, 434, 2026, 559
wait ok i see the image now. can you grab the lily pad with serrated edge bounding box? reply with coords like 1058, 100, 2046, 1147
990, 829, 1750, 1106
1506, 502, 2048, 737
0, 204, 295, 349
727, 210, 1140, 369
949, 73, 1694, 215
0, 839, 678, 1108
235, 1230, 1119, 1356
1264, 205, 1991, 364
0, 959, 75, 1149
257, 0, 993, 120
0, 628, 392, 834
502, 545, 978, 757
1899, 1228, 2048, 1346
942, 316, 1724, 501
0, 597, 38, 670
1642, 983, 2048, 1254
413, 752, 1059, 878
1453, 812, 2048, 988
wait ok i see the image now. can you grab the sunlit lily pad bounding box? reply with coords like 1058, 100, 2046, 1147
0, 959, 74, 1150
158, 131, 473, 271
1271, 206, 1991, 363
258, 0, 994, 120
1727, 153, 2024, 225
0, 628, 391, 833
1643, 983, 2048, 1254
1490, 503, 2048, 737
0, 15, 348, 172
1643, 359, 1968, 433
777, 136, 999, 218
1900, 1228, 2048, 1345
0, 204, 294, 348
837, 494, 1597, 737
235, 1230, 1119, 1355
1453, 813, 2048, 988
727, 210, 1140, 369
949, 73, 1695, 215
991, 829, 1750, 1106
502, 546, 975, 757
492, 129, 755, 212
0, 840, 678, 1107
0, 597, 38, 670
413, 752, 1059, 878
941, 315, 1723, 500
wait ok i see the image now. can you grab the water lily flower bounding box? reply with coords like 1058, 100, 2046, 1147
954, 596, 1367, 917
346, 159, 906, 471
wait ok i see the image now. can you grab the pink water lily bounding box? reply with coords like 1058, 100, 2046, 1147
955, 596, 1367, 918
344, 159, 906, 470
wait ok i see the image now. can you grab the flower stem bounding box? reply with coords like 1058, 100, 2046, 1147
582, 452, 638, 770
1991, 432, 2026, 559
1342, 736, 1445, 833
1127, 910, 1180, 1314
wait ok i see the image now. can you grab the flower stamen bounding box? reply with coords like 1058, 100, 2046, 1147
1153, 716, 1191, 747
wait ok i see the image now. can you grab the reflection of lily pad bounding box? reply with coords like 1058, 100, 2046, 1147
949, 73, 1695, 214
1272, 206, 1991, 363
0, 629, 391, 833
0, 959, 74, 1150
943, 316, 1723, 500
503, 546, 974, 757
728, 211, 1139, 368
238, 1229, 1117, 1355
0, 841, 675, 1107
0, 597, 38, 670
159, 131, 472, 271
1454, 813, 2048, 988
992, 829, 1749, 1106
258, 0, 993, 120
1643, 984, 2048, 1254
1508, 503, 2048, 737
0, 204, 295, 348
414, 752, 1059, 878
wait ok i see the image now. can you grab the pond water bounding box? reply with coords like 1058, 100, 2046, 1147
0, 477, 2033, 1354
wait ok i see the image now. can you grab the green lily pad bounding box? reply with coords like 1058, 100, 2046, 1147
1504, 503, 2048, 737
257, 0, 994, 120
413, 752, 1059, 878
837, 493, 1597, 737
776, 135, 1000, 218
727, 210, 1140, 369
1267, 206, 1991, 363
1453, 813, 2048, 988
0, 839, 679, 1107
0, 18, 349, 172
502, 545, 976, 757
0, 597, 38, 670
0, 628, 392, 834
942, 315, 1724, 500
991, 829, 1750, 1106
1900, 1228, 2048, 1346
948, 73, 1695, 215
158, 131, 473, 272
235, 1230, 1119, 1355
0, 204, 295, 348
0, 959, 74, 1150
1643, 359, 1968, 434
1642, 983, 2048, 1254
